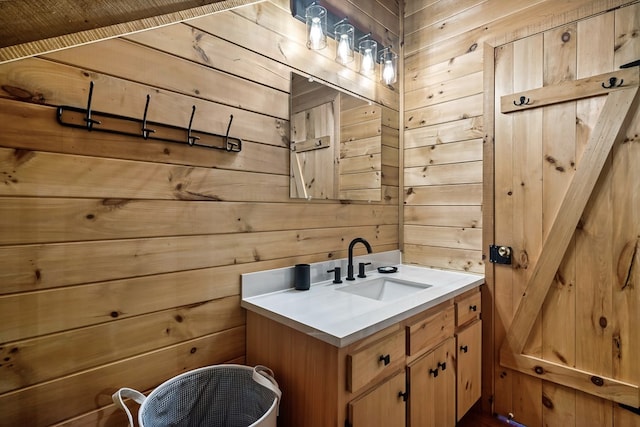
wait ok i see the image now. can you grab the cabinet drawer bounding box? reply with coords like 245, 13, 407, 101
455, 291, 481, 327
347, 329, 405, 393
406, 305, 454, 357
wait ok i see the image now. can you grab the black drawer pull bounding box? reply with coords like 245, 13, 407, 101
438, 361, 447, 371
379, 354, 391, 366
429, 368, 439, 377
460, 345, 468, 353
469, 305, 477, 312
398, 390, 408, 402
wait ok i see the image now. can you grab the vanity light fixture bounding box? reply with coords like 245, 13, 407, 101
380, 46, 397, 85
305, 2, 327, 50
358, 34, 377, 76
295, 0, 386, 77
334, 18, 354, 64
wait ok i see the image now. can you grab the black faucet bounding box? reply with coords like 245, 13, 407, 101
346, 237, 372, 281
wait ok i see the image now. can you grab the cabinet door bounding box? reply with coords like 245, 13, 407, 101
348, 370, 406, 427
407, 337, 455, 427
457, 319, 482, 420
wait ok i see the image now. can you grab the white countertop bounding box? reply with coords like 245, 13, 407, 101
241, 252, 484, 347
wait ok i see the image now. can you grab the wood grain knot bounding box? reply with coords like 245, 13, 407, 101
599, 316, 608, 328
591, 376, 604, 387
534, 366, 544, 375
2, 85, 45, 103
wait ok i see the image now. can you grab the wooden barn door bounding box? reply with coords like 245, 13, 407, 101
491, 4, 640, 426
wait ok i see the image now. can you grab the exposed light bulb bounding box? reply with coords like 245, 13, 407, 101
382, 59, 395, 85
337, 34, 350, 64
309, 17, 324, 50
361, 48, 374, 74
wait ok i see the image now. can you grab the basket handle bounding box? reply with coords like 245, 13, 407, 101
252, 365, 282, 415
112, 387, 146, 427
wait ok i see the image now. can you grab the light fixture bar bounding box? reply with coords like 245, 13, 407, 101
292, 0, 384, 63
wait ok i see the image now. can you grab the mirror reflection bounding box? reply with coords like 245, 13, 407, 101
289, 73, 382, 201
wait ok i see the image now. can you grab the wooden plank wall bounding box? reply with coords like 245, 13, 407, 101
0, 1, 399, 425
403, 0, 638, 424
403, 0, 639, 274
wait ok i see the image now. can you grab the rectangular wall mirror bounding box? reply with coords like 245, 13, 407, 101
289, 72, 382, 201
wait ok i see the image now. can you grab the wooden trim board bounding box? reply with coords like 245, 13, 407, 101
500, 351, 640, 407
501, 68, 638, 113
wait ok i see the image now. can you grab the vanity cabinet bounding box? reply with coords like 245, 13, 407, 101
245, 287, 482, 427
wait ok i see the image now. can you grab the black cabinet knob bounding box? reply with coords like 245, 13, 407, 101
429, 368, 439, 377
460, 345, 469, 353
438, 361, 447, 371
398, 390, 408, 402
469, 305, 477, 312
379, 354, 391, 365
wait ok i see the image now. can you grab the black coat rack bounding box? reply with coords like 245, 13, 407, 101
56, 81, 242, 152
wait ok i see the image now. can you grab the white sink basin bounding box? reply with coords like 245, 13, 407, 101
336, 277, 432, 301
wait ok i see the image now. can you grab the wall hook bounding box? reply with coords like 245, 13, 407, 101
602, 76, 623, 89
141, 94, 156, 139
513, 96, 531, 106
223, 114, 240, 151
187, 105, 200, 146
84, 81, 101, 130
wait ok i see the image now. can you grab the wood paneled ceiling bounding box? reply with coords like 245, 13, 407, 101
0, 0, 258, 63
